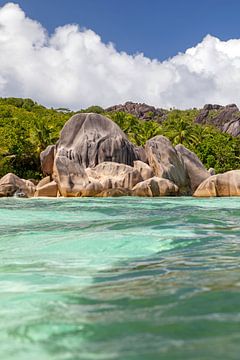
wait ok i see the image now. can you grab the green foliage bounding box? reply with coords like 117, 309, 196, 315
0, 98, 70, 179
82, 105, 105, 114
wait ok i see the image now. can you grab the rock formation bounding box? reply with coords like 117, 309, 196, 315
40, 145, 55, 176
106, 101, 167, 123
195, 104, 240, 137
0, 173, 35, 197
86, 162, 142, 190
145, 135, 190, 195
194, 170, 240, 197
55, 113, 139, 168
0, 111, 239, 198
132, 177, 179, 197
175, 144, 210, 192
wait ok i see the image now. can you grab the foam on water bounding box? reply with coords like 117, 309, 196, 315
0, 197, 240, 359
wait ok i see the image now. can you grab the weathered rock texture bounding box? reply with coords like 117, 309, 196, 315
35, 181, 58, 197
86, 162, 142, 190
194, 170, 240, 197
97, 188, 132, 197
106, 101, 167, 123
55, 113, 140, 168
40, 145, 55, 175
54, 156, 89, 197
0, 173, 35, 197
133, 161, 154, 181
195, 104, 240, 137
145, 136, 190, 194
175, 144, 210, 192
132, 177, 179, 197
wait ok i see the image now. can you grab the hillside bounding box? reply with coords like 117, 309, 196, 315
0, 97, 239, 179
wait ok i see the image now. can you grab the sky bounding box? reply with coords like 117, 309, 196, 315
0, 0, 240, 110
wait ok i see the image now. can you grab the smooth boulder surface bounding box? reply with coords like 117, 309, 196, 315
0, 173, 35, 197
54, 156, 89, 197
86, 162, 142, 190
35, 181, 58, 197
145, 136, 190, 194
132, 176, 179, 197
56, 113, 139, 168
40, 145, 55, 175
133, 161, 154, 181
97, 188, 132, 197
194, 170, 240, 197
175, 144, 210, 193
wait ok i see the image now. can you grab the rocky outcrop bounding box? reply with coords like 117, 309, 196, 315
133, 161, 153, 181
145, 136, 190, 195
55, 113, 140, 169
40, 145, 55, 175
86, 162, 142, 190
175, 144, 210, 192
97, 188, 132, 197
54, 156, 89, 197
35, 181, 58, 197
194, 170, 240, 197
195, 104, 240, 137
0, 173, 35, 197
106, 101, 167, 123
132, 177, 179, 197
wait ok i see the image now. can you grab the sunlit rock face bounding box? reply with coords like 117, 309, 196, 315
55, 113, 140, 168
0, 173, 35, 197
175, 144, 210, 193
145, 135, 191, 195
194, 170, 240, 197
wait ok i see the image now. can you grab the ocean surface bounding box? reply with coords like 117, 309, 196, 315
0, 196, 239, 360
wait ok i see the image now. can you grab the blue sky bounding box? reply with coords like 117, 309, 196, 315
0, 0, 239, 60
1, 1, 240, 109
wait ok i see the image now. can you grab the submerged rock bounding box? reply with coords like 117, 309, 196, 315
194, 170, 240, 197
0, 173, 35, 197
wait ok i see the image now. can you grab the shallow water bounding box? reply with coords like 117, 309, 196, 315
0, 196, 240, 360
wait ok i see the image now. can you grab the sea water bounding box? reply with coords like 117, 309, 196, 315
0, 197, 239, 360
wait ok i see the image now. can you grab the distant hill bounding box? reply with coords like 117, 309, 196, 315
106, 101, 240, 137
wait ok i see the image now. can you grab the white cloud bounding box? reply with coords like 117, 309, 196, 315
1, 2, 240, 110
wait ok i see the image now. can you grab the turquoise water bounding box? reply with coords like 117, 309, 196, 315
0, 197, 240, 360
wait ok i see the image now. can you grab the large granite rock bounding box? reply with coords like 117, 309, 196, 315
145, 136, 190, 194
97, 188, 132, 197
105, 101, 167, 123
0, 173, 35, 197
40, 145, 55, 175
55, 113, 139, 168
195, 104, 240, 137
35, 181, 58, 197
54, 156, 89, 197
132, 177, 179, 197
86, 162, 142, 190
194, 170, 240, 197
133, 161, 154, 181
175, 144, 210, 193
